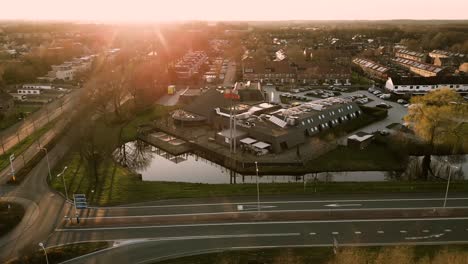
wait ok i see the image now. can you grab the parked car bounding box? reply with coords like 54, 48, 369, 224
376, 102, 392, 109
379, 94, 391, 100
397, 99, 408, 104
373, 91, 381, 95
368, 88, 376, 93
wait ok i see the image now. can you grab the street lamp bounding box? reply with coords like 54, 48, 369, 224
255, 161, 260, 212
38, 242, 49, 264
443, 163, 460, 208
38, 147, 52, 182
9, 154, 15, 182
57, 166, 69, 201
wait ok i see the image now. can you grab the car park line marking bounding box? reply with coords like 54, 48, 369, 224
444, 229, 452, 232
355, 231, 362, 234
377, 231, 384, 234
309, 232, 317, 235
332, 232, 339, 235
422, 230, 430, 233
400, 230, 407, 233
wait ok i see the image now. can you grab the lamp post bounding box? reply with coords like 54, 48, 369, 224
38, 147, 52, 182
9, 154, 16, 182
57, 166, 69, 201
443, 162, 460, 208
255, 161, 260, 212
38, 242, 49, 264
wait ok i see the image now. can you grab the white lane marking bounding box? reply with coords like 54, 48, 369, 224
309, 232, 317, 235
444, 229, 452, 232
89, 197, 468, 209
355, 231, 362, 235
76, 206, 468, 220
55, 217, 468, 232
237, 205, 277, 211
136, 241, 468, 264
400, 230, 408, 233
332, 232, 339, 235
422, 230, 430, 233
405, 233, 444, 240
377, 231, 384, 234
324, 203, 362, 208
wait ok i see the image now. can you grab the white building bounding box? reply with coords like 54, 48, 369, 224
22, 84, 52, 90
17, 88, 41, 95
385, 76, 468, 95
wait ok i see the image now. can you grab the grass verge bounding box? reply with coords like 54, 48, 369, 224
0, 202, 25, 237
157, 245, 468, 264
0, 119, 57, 171
8, 242, 110, 264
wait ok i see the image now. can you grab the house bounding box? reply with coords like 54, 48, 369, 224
242, 60, 296, 85
392, 58, 445, 77
385, 76, 468, 95
174, 51, 208, 79
395, 49, 427, 63
352, 58, 391, 80
0, 91, 14, 116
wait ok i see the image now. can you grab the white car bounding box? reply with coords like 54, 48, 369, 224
397, 99, 408, 104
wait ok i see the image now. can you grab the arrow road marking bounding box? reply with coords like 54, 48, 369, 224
324, 203, 362, 208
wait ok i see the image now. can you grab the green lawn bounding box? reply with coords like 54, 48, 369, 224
0, 119, 57, 172
9, 242, 109, 264
157, 245, 468, 264
0, 202, 25, 237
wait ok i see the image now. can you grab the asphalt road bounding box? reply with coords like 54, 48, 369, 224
0, 89, 82, 155
59, 217, 468, 264
78, 196, 468, 219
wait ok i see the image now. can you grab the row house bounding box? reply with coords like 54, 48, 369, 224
395, 49, 427, 63
393, 58, 445, 77
352, 58, 390, 80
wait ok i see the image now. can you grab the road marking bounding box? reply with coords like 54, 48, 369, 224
237, 205, 277, 211
422, 230, 430, 233
309, 232, 317, 235
377, 231, 384, 234
89, 197, 468, 210
55, 217, 468, 232
444, 229, 452, 232
405, 233, 444, 240
355, 231, 362, 235
324, 203, 362, 208
400, 230, 407, 233
332, 232, 339, 235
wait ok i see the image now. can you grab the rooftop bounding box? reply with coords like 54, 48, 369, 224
393, 58, 443, 74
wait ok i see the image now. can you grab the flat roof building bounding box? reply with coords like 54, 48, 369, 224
385, 76, 468, 95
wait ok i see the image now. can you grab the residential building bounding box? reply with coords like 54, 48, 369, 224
393, 58, 445, 77
385, 76, 468, 94
395, 49, 427, 63
174, 51, 208, 79
17, 88, 41, 95
242, 60, 296, 85
352, 58, 391, 80
22, 84, 52, 90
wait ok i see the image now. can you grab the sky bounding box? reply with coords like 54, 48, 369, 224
1, 0, 467, 22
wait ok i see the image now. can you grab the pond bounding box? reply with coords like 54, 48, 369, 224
114, 141, 467, 184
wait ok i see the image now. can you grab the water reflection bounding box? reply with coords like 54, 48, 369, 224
115, 141, 467, 184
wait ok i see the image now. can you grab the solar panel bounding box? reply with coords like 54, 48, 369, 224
269, 116, 287, 128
